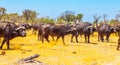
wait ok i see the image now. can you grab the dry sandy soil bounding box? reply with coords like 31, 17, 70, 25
0, 31, 120, 65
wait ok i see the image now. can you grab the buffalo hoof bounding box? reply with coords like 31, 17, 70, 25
71, 41, 73, 43
63, 43, 66, 45
76, 41, 79, 43
117, 48, 119, 50
0, 47, 2, 50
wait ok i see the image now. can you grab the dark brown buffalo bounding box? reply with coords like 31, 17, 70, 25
71, 22, 96, 43
38, 23, 51, 42
70, 27, 79, 42
31, 22, 41, 35
0, 22, 26, 49
97, 24, 115, 42
40, 24, 74, 44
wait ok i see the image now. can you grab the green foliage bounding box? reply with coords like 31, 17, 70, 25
76, 13, 83, 22
1, 7, 120, 26
22, 9, 39, 23
38, 17, 55, 23
0, 7, 6, 20
60, 10, 75, 23
1, 13, 20, 22
57, 17, 65, 24
59, 11, 84, 23
109, 19, 120, 25
0, 7, 84, 23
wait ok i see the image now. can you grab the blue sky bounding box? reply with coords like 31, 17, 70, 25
0, 0, 120, 22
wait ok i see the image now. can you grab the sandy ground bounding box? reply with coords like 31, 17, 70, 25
0, 31, 120, 65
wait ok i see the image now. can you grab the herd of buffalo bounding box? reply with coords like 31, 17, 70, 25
0, 21, 120, 50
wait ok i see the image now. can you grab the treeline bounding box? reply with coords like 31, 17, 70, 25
0, 7, 120, 25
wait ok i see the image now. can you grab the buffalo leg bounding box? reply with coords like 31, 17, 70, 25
45, 35, 49, 43
117, 39, 120, 50
98, 33, 100, 42
88, 35, 90, 43
40, 35, 42, 41
106, 34, 110, 42
34, 30, 36, 35
0, 38, 1, 42
51, 36, 55, 41
118, 33, 120, 39
71, 35, 74, 42
41, 35, 44, 43
115, 32, 118, 36
84, 35, 87, 43
98, 35, 100, 42
62, 36, 65, 45
38, 31, 40, 41
117, 44, 120, 50
76, 36, 79, 43
38, 34, 40, 41
56, 36, 60, 41
6, 40, 10, 49
0, 39, 6, 49
100, 35, 104, 42
38, 31, 42, 41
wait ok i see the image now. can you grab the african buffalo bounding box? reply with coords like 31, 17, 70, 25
71, 22, 96, 43
38, 23, 51, 42
0, 22, 26, 49
31, 22, 41, 35
40, 24, 74, 44
97, 24, 115, 42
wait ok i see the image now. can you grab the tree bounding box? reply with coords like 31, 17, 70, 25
9, 13, 20, 22
109, 19, 120, 26
0, 7, 6, 20
1, 13, 9, 21
60, 10, 75, 23
109, 11, 120, 25
93, 14, 101, 24
116, 14, 119, 21
38, 17, 55, 23
76, 13, 83, 22
103, 14, 107, 24
30, 11, 38, 22
57, 17, 65, 24
22, 9, 38, 23
93, 14, 101, 31
1, 13, 20, 22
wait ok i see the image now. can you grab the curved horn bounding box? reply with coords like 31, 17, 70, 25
86, 26, 93, 28
15, 26, 25, 31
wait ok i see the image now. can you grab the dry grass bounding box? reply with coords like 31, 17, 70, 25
0, 31, 120, 65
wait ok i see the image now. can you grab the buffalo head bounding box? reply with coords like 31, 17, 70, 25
110, 26, 116, 33
84, 26, 96, 34
14, 26, 26, 37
